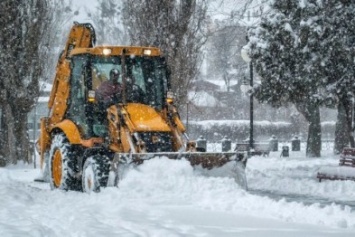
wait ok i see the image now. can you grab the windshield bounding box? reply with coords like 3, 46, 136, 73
68, 55, 169, 138
91, 55, 168, 109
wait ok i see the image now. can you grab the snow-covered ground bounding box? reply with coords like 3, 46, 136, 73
1, 149, 355, 236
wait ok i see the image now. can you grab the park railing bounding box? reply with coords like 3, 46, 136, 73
195, 135, 335, 154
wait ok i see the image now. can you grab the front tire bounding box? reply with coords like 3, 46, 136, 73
82, 155, 110, 193
48, 133, 79, 190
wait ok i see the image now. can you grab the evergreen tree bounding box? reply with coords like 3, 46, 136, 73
247, 0, 320, 157
317, 0, 355, 153
87, 0, 128, 45
248, 0, 355, 156
208, 21, 247, 91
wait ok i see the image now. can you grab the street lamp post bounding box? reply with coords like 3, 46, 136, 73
186, 101, 189, 133
241, 45, 254, 153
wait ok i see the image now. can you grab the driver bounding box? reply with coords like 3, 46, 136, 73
95, 69, 122, 107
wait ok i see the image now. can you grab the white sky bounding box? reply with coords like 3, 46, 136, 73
71, 0, 98, 22
71, 0, 243, 22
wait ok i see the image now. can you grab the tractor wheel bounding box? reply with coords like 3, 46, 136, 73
82, 155, 110, 193
48, 133, 79, 191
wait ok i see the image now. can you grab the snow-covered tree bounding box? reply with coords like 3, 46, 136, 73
248, 0, 355, 157
87, 0, 128, 45
246, 1, 318, 157
41, 0, 77, 82
316, 0, 355, 153
0, 0, 50, 165
208, 20, 247, 91
121, 0, 209, 107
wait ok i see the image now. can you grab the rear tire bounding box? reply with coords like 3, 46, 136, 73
82, 155, 110, 193
48, 133, 80, 191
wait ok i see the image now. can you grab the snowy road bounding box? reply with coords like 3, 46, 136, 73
1, 151, 355, 237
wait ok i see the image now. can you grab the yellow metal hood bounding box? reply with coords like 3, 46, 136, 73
125, 103, 171, 132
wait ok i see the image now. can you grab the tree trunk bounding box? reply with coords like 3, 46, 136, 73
306, 103, 321, 157
0, 103, 30, 165
0, 106, 5, 166
1, 103, 17, 164
296, 102, 321, 157
12, 107, 30, 164
334, 97, 354, 154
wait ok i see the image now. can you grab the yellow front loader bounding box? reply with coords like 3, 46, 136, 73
36, 22, 247, 192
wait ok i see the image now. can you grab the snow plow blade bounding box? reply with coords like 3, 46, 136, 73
114, 151, 248, 189
116, 151, 244, 168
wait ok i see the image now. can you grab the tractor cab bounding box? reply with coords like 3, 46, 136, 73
66, 47, 170, 138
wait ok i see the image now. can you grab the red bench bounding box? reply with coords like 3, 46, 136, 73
317, 147, 355, 182
339, 148, 355, 167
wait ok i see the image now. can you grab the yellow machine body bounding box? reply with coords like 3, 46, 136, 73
37, 22, 247, 191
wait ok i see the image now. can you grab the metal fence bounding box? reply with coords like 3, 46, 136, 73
196, 135, 335, 152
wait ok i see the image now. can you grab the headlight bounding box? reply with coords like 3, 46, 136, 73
103, 48, 112, 55
143, 49, 152, 55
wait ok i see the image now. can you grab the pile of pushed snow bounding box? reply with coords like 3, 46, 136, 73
118, 157, 355, 228
1, 154, 355, 235
118, 157, 243, 204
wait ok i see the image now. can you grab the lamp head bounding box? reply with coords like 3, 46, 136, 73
241, 45, 251, 63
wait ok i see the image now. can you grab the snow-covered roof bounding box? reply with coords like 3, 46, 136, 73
204, 79, 239, 92
188, 91, 226, 107
205, 79, 239, 87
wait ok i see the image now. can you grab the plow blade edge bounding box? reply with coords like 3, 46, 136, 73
115, 151, 246, 168
113, 151, 248, 189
